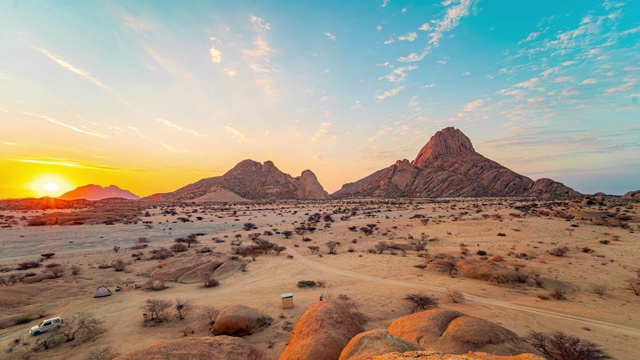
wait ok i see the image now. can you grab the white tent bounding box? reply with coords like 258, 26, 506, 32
94, 286, 112, 298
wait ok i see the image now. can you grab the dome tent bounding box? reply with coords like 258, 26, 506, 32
94, 286, 112, 298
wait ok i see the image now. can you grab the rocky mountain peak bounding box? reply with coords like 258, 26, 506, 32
412, 127, 475, 167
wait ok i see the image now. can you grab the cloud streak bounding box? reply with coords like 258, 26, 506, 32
312, 122, 332, 142
35, 47, 111, 92
155, 118, 205, 137
375, 86, 405, 100
23, 112, 109, 138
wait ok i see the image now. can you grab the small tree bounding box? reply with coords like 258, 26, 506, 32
186, 234, 199, 248
201, 306, 219, 325
243, 222, 256, 231
40, 253, 56, 260
175, 298, 193, 320
308, 246, 320, 254
404, 293, 439, 312
359, 227, 373, 236
375, 241, 388, 254
282, 230, 293, 239
113, 260, 126, 272
171, 243, 188, 253
58, 312, 103, 342
113, 246, 120, 253
143, 299, 173, 322
526, 331, 611, 360
274, 246, 287, 255
47, 265, 65, 278
326, 241, 340, 255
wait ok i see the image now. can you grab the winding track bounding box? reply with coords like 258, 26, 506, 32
287, 246, 640, 338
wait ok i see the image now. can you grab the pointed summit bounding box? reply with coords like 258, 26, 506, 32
412, 127, 474, 167
58, 184, 140, 201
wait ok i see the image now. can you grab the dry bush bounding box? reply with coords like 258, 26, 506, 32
446, 289, 465, 303
325, 241, 340, 254
70, 265, 81, 275
148, 247, 174, 260
113, 260, 126, 272
58, 312, 103, 342
203, 277, 219, 288
175, 298, 193, 320
308, 246, 320, 254
143, 299, 173, 322
549, 246, 569, 257
46, 266, 65, 278
16, 261, 40, 271
171, 243, 188, 253
404, 293, 439, 312
550, 288, 566, 300
526, 331, 611, 360
592, 285, 607, 296
201, 306, 219, 325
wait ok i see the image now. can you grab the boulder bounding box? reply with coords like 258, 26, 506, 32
279, 300, 365, 360
339, 329, 422, 360
455, 260, 521, 283
114, 336, 263, 360
150, 254, 245, 284
387, 309, 537, 356
212, 305, 272, 336
372, 350, 544, 359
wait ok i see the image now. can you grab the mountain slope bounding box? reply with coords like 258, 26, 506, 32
58, 185, 140, 201
150, 160, 330, 202
333, 127, 580, 199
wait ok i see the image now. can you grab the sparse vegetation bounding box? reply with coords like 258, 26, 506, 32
297, 280, 317, 288
404, 293, 439, 312
143, 299, 173, 322
526, 331, 611, 360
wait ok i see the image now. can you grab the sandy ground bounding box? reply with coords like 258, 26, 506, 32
0, 199, 639, 359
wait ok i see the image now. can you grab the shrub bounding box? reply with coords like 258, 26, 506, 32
297, 280, 317, 288
203, 278, 219, 288
497, 233, 506, 237
40, 253, 56, 260
148, 247, 174, 260
549, 246, 569, 257
174, 297, 193, 320
16, 261, 40, 270
143, 299, 173, 322
446, 289, 465, 303
171, 243, 188, 253
196, 246, 212, 253
592, 285, 607, 296
113, 260, 126, 272
404, 293, 439, 312
599, 239, 610, 245
525, 331, 612, 360
550, 288, 566, 300
476, 250, 487, 256
325, 241, 340, 254
71, 265, 81, 275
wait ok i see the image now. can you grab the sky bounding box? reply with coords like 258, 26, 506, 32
0, 0, 639, 199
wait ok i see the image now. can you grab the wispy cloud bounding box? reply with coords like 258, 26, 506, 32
397, 50, 429, 62
35, 47, 111, 92
380, 65, 417, 83
368, 128, 392, 142
381, 0, 390, 8
463, 99, 484, 111
145, 46, 192, 79
250, 15, 271, 30
351, 100, 364, 110
1, 141, 24, 147
23, 112, 109, 138
155, 118, 205, 137
428, 0, 478, 46
209, 46, 222, 63
375, 86, 405, 100
312, 122, 332, 142
224, 68, 237, 76
397, 32, 418, 42
160, 143, 196, 154
225, 124, 251, 142
12, 157, 124, 171
120, 11, 152, 33
324, 32, 337, 41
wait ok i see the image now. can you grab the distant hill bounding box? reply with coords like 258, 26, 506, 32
58, 184, 140, 201
147, 160, 330, 202
333, 127, 581, 199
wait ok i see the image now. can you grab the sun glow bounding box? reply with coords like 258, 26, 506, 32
28, 175, 74, 198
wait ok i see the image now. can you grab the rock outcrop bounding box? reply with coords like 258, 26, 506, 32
387, 309, 537, 356
372, 350, 543, 359
114, 336, 264, 360
58, 184, 140, 201
150, 254, 246, 284
279, 300, 365, 360
333, 127, 580, 199
340, 329, 423, 360
623, 190, 640, 199
212, 305, 272, 336
148, 160, 330, 202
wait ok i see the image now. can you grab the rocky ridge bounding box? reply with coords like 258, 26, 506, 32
58, 184, 140, 201
149, 160, 330, 202
333, 127, 580, 199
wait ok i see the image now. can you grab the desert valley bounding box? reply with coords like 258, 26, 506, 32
1, 128, 639, 360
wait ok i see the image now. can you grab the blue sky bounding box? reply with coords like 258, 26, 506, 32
0, 0, 638, 198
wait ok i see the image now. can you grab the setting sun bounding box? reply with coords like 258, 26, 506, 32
28, 175, 74, 198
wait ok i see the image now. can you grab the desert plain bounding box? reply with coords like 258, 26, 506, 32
0, 197, 639, 359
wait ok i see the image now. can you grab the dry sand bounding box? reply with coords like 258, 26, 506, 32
0, 199, 639, 359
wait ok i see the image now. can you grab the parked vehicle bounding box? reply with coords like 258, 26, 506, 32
29, 317, 63, 335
